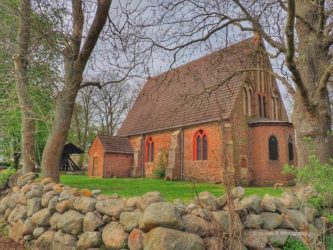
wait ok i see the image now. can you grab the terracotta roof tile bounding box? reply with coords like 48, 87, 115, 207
118, 38, 256, 136
98, 135, 133, 154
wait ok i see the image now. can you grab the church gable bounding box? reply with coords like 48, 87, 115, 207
239, 49, 289, 121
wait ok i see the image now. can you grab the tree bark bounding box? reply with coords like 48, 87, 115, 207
14, 0, 35, 173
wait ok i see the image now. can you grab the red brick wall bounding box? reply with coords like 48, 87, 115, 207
104, 153, 133, 178
87, 137, 105, 177
250, 124, 296, 185
129, 124, 225, 182
183, 123, 223, 183
143, 131, 172, 177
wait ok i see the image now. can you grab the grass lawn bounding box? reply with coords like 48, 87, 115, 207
60, 175, 286, 202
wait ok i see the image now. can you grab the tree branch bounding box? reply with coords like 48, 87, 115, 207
285, 0, 312, 108
278, 0, 318, 33
233, 0, 287, 53
70, 0, 84, 59
77, 0, 112, 70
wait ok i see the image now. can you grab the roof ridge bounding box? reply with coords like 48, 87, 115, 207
149, 38, 254, 80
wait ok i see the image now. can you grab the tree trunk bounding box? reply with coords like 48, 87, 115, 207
291, 1, 333, 166
292, 92, 333, 167
14, 0, 35, 173
41, 78, 81, 182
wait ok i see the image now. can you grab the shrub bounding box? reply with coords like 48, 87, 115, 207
284, 155, 333, 222
283, 236, 307, 250
153, 166, 166, 179
153, 149, 168, 179
324, 234, 333, 249
0, 167, 16, 189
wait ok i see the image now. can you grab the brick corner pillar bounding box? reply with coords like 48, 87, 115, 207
130, 136, 144, 177
165, 130, 181, 180
223, 122, 238, 185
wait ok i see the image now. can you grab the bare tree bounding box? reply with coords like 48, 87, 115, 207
92, 81, 134, 135
14, 0, 36, 173
127, 0, 333, 166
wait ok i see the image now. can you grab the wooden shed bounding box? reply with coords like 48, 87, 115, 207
88, 135, 134, 178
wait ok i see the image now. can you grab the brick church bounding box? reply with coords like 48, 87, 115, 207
88, 36, 296, 186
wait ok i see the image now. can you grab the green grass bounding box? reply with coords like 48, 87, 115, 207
60, 175, 285, 202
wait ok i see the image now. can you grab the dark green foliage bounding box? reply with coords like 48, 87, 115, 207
0, 0, 58, 166
283, 237, 308, 250
324, 234, 333, 250
0, 167, 16, 189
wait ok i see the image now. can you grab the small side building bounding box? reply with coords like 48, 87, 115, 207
88, 135, 133, 177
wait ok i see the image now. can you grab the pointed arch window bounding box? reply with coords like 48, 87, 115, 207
288, 136, 294, 161
203, 135, 208, 160
243, 83, 253, 116
269, 136, 278, 160
146, 137, 154, 162
196, 135, 202, 160
194, 130, 208, 160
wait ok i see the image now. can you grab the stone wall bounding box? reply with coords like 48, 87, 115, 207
0, 173, 330, 250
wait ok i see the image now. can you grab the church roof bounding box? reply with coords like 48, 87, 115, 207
98, 135, 133, 154
118, 38, 257, 136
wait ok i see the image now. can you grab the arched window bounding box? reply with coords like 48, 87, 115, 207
263, 96, 267, 118
269, 136, 278, 160
258, 95, 262, 117
203, 135, 208, 160
146, 137, 154, 162
288, 136, 294, 161
194, 130, 208, 160
243, 83, 253, 117
247, 88, 253, 116
196, 135, 202, 160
